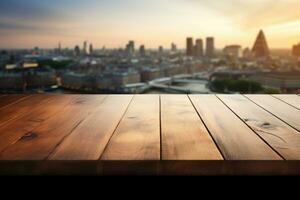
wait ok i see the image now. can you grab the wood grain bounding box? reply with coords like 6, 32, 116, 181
50, 95, 133, 160
101, 95, 160, 160
245, 95, 300, 132
160, 95, 223, 160
273, 95, 300, 110
189, 95, 281, 160
0, 94, 299, 175
218, 95, 300, 160
0, 95, 29, 110
0, 95, 79, 153
0, 95, 107, 160
0, 95, 54, 127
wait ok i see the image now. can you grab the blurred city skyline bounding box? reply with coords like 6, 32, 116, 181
1, 0, 300, 49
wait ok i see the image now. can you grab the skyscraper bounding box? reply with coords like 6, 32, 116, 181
223, 45, 242, 59
74, 45, 80, 57
139, 45, 145, 56
129, 40, 135, 51
206, 37, 215, 58
252, 30, 270, 58
126, 40, 135, 55
292, 43, 300, 57
159, 46, 164, 54
171, 43, 177, 52
58, 42, 61, 54
83, 41, 88, 55
194, 39, 204, 57
186, 37, 194, 56
89, 44, 93, 55
243, 48, 251, 59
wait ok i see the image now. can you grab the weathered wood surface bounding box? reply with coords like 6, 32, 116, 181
190, 95, 281, 160
245, 95, 300, 132
160, 95, 223, 160
51, 95, 133, 160
0, 95, 30, 110
0, 94, 300, 175
218, 95, 300, 160
101, 95, 160, 161
273, 95, 300, 110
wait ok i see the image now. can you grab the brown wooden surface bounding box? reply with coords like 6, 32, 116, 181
189, 95, 281, 160
161, 95, 223, 160
0, 95, 30, 110
0, 95, 54, 127
101, 95, 160, 160
245, 95, 300, 132
218, 95, 300, 160
51, 95, 133, 160
0, 94, 300, 175
273, 95, 300, 110
0, 95, 79, 153
0, 95, 106, 160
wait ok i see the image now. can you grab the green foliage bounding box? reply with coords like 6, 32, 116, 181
211, 78, 264, 93
264, 88, 281, 94
210, 79, 228, 92
38, 59, 75, 70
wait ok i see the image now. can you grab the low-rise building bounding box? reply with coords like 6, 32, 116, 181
0, 72, 23, 90
292, 43, 300, 57
251, 71, 300, 93
111, 71, 141, 88
141, 68, 162, 82
223, 45, 242, 59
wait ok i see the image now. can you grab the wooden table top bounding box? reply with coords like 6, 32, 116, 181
0, 94, 300, 175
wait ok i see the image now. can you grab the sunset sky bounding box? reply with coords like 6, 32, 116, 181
0, 0, 300, 49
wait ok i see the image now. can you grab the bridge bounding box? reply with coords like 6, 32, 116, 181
149, 83, 211, 94
123, 73, 212, 94
172, 79, 208, 84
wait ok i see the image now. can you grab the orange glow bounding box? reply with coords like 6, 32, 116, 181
0, 0, 300, 49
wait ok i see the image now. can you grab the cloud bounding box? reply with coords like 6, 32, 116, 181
0, 0, 64, 20
0, 0, 77, 37
0, 22, 39, 31
0, 21, 81, 39
183, 0, 300, 30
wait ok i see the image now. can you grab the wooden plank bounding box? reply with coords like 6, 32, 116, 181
0, 95, 79, 153
0, 94, 25, 109
160, 95, 223, 160
101, 95, 160, 160
0, 95, 107, 160
49, 95, 133, 160
2, 160, 300, 176
245, 95, 300, 132
218, 95, 300, 160
0, 95, 55, 127
0, 95, 30, 110
189, 95, 281, 160
273, 95, 300, 110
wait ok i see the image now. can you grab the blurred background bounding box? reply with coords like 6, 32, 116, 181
0, 0, 300, 94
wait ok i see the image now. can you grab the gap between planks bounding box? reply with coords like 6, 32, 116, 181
219, 95, 300, 160
272, 95, 300, 110
244, 95, 300, 133
189, 95, 281, 160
